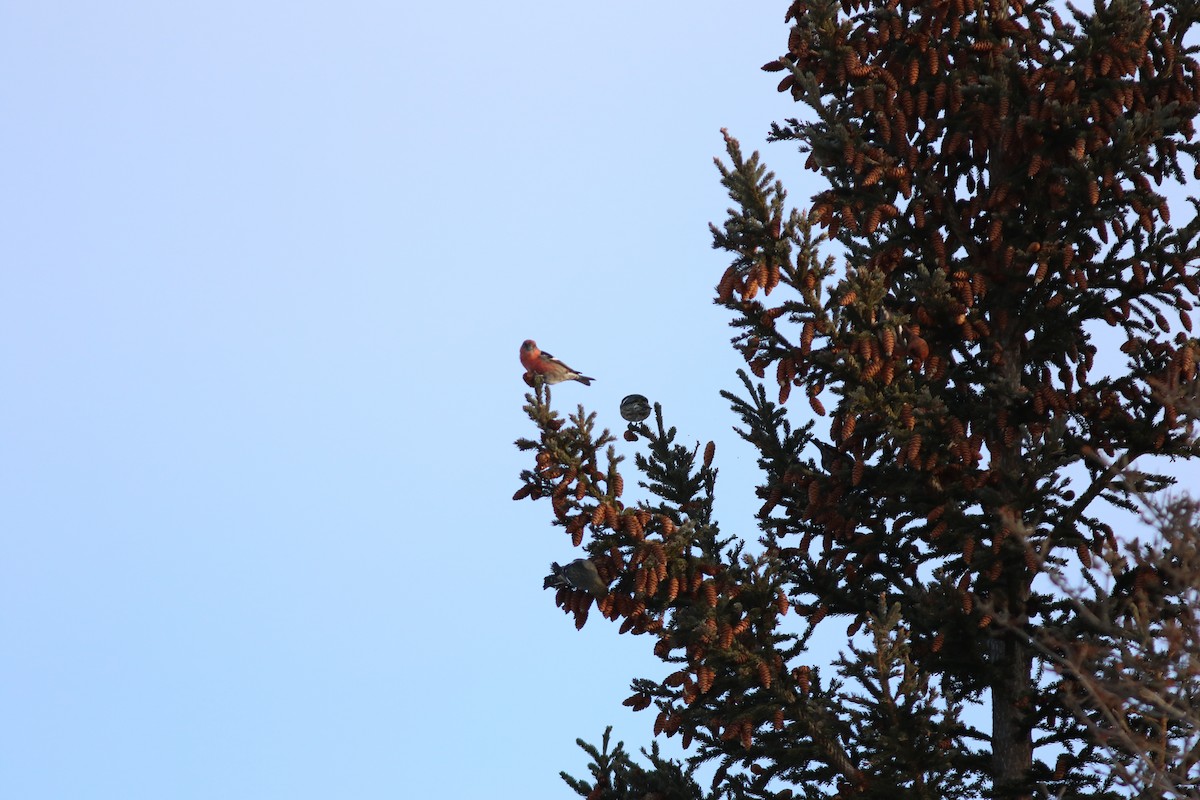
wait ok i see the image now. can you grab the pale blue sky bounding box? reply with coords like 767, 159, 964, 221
3, 3, 1194, 799
0, 3, 812, 797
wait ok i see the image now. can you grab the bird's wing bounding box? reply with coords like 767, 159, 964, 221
543, 351, 574, 369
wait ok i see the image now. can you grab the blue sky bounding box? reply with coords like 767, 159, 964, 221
0, 3, 812, 797
3, 3, 1195, 799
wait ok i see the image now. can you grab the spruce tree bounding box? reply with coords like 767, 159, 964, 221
514, 0, 1200, 797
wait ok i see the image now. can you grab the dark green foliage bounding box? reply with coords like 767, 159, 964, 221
515, 0, 1200, 796
562, 727, 710, 800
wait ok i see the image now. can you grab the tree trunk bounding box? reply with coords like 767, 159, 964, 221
990, 633, 1033, 800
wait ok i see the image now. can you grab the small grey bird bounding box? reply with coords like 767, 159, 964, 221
620, 394, 652, 423
811, 439, 855, 472
543, 558, 609, 597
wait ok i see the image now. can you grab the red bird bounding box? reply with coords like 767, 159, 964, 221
520, 339, 594, 385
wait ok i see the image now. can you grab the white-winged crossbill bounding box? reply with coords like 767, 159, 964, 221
543, 558, 609, 597
620, 394, 651, 422
520, 339, 594, 385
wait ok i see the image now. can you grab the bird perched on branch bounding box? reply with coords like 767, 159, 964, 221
520, 339, 594, 385
543, 558, 609, 597
812, 439, 855, 472
620, 394, 652, 422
